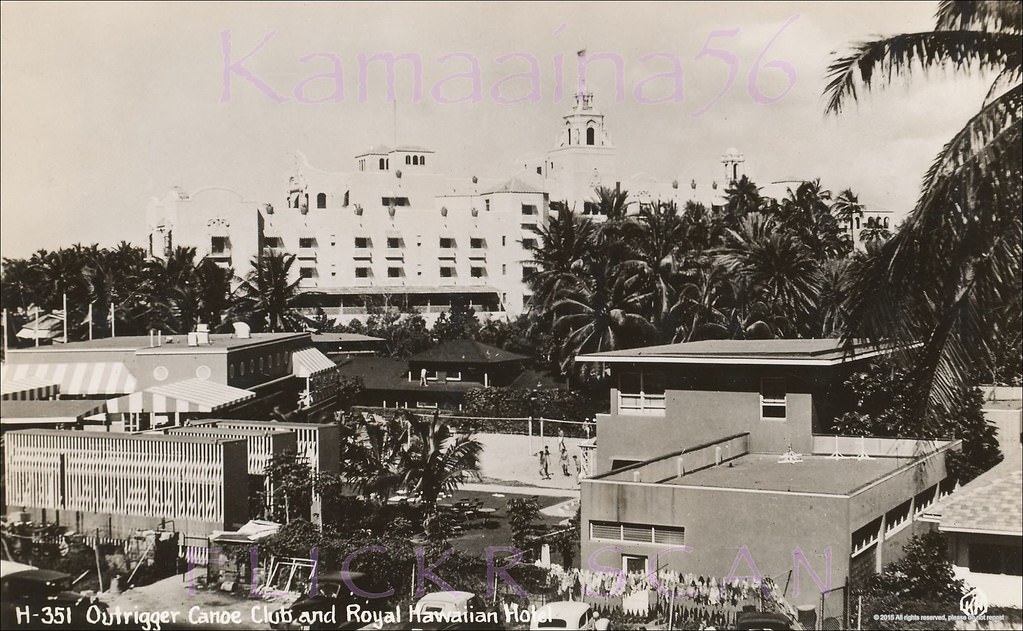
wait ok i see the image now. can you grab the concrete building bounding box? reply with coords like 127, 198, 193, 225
145, 92, 741, 325
575, 339, 960, 620
3, 429, 250, 543
0, 330, 339, 429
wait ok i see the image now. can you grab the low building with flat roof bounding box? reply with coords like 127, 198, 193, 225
575, 339, 960, 623
3, 429, 249, 544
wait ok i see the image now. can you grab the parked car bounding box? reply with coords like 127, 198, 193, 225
735, 611, 796, 630
410, 591, 500, 630
271, 570, 390, 631
529, 601, 597, 630
0, 560, 108, 629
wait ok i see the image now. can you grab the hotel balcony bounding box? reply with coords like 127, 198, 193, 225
297, 248, 318, 259
208, 249, 231, 260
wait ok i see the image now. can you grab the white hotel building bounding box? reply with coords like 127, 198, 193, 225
146, 92, 892, 324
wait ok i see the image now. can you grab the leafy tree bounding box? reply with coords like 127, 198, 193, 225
432, 299, 481, 343
358, 309, 433, 358
826, 0, 1023, 421
860, 532, 964, 630
265, 451, 313, 523
506, 496, 543, 551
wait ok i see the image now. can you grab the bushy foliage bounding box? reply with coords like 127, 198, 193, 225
860, 532, 964, 630
505, 496, 542, 550
461, 386, 601, 425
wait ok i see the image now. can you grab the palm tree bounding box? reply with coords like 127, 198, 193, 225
624, 201, 686, 339
527, 207, 598, 314
589, 185, 632, 221
825, 0, 1022, 417
723, 175, 763, 225
233, 251, 305, 332
400, 411, 482, 539
715, 214, 824, 337
774, 180, 852, 261
343, 414, 410, 501
552, 255, 654, 373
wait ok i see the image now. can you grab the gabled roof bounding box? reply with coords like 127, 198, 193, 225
410, 339, 528, 365
577, 339, 897, 366
929, 452, 1022, 536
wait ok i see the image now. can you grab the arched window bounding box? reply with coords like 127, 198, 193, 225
883, 218, 889, 228
379, 158, 386, 170
855, 217, 861, 229
586, 127, 595, 145
316, 193, 327, 209
406, 155, 411, 165
420, 155, 426, 166
412, 155, 419, 166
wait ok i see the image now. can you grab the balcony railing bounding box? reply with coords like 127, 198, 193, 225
297, 248, 317, 259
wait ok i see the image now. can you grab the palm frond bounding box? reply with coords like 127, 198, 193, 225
824, 31, 1021, 114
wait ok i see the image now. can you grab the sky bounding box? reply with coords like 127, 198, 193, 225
0, 1, 994, 259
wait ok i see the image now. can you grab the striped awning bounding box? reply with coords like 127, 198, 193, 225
292, 347, 337, 378
106, 378, 255, 414
1, 362, 137, 396
1, 375, 61, 400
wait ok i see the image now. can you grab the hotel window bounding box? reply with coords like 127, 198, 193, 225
618, 371, 666, 415
299, 237, 315, 248
355, 267, 370, 278
470, 237, 485, 249
406, 155, 411, 165
387, 237, 402, 249
439, 237, 455, 249
359, 159, 365, 171
211, 236, 228, 254
589, 521, 684, 546
502, 264, 507, 275
299, 267, 315, 279
439, 266, 455, 278
484, 199, 491, 212
355, 237, 370, 248
522, 266, 536, 281
420, 155, 426, 166
387, 267, 403, 278
522, 238, 537, 250
760, 378, 787, 420
522, 204, 536, 215
316, 193, 327, 209
381, 196, 410, 207
264, 236, 284, 249
471, 267, 486, 278
379, 158, 386, 170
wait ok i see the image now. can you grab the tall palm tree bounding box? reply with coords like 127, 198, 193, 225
343, 414, 410, 501
723, 175, 763, 225
552, 255, 654, 372
825, 0, 1022, 417
774, 180, 852, 261
624, 201, 686, 339
233, 251, 305, 332
590, 185, 632, 221
527, 207, 598, 314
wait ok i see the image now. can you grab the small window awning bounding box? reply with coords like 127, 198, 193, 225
1, 375, 61, 400
106, 378, 255, 414
292, 347, 337, 378
2, 362, 137, 396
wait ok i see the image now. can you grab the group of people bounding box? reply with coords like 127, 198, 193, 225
537, 430, 581, 480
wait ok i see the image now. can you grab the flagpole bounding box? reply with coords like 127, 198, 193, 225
89, 302, 94, 340
62, 293, 68, 343
33, 306, 39, 347
110, 302, 116, 337
2, 308, 7, 355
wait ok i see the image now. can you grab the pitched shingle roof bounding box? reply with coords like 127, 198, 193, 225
933, 452, 1022, 536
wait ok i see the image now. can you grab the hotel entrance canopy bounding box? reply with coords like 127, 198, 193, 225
107, 378, 256, 414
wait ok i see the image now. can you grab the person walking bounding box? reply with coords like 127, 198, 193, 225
560, 444, 570, 476
537, 446, 552, 479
